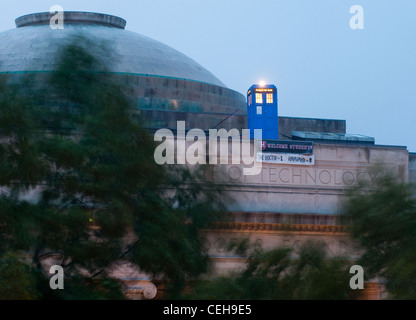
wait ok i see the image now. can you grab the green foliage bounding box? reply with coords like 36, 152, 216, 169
343, 173, 416, 299
0, 252, 40, 300
0, 36, 226, 299
0, 77, 46, 190
183, 240, 352, 300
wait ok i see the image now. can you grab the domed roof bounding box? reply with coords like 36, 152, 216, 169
0, 12, 226, 87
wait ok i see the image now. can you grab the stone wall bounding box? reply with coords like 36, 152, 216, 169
197, 139, 408, 283
203, 142, 409, 215
278, 116, 346, 140
410, 153, 416, 184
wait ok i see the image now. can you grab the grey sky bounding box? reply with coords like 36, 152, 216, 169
0, 0, 415, 152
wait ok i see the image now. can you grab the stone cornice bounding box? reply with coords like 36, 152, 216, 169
207, 222, 348, 234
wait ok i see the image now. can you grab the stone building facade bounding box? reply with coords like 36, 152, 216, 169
200, 138, 408, 301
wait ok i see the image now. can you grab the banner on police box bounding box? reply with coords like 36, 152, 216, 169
257, 152, 315, 166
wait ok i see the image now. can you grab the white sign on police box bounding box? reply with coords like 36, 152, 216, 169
257, 152, 315, 166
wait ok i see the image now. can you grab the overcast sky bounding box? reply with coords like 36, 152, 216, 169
0, 0, 415, 152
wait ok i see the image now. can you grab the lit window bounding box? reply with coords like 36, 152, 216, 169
257, 106, 262, 115
266, 93, 273, 104
256, 93, 263, 104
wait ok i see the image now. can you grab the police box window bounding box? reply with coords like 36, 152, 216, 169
255, 93, 263, 104
266, 93, 273, 104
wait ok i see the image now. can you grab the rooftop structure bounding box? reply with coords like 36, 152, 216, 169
0, 11, 246, 131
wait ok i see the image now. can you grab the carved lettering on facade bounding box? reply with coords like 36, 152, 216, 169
205, 166, 382, 187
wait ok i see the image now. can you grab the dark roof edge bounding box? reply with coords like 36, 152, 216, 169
15, 11, 126, 29
278, 115, 346, 123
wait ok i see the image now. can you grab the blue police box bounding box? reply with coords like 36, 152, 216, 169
247, 84, 278, 140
